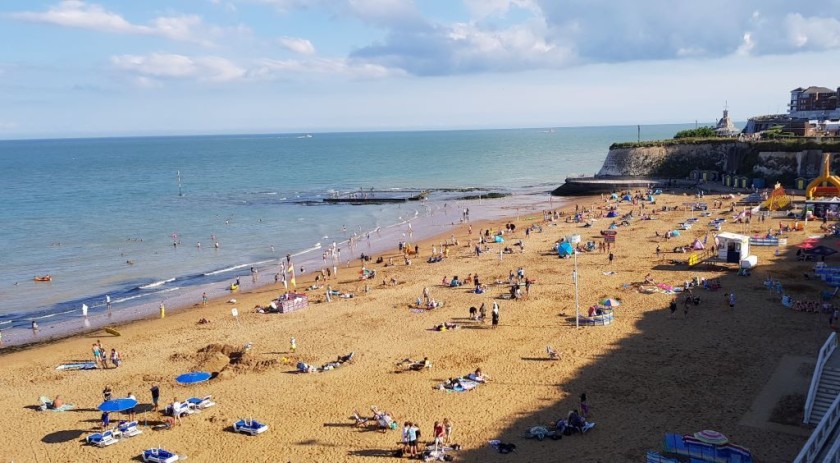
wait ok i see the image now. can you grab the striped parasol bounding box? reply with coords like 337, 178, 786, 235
693, 430, 728, 445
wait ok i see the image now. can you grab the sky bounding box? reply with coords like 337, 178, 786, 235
2, 0, 840, 138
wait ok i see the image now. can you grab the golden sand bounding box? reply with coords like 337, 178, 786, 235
0, 193, 831, 462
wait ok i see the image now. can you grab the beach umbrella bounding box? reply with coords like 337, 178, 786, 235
693, 430, 728, 445
599, 298, 621, 307
805, 245, 837, 257
98, 397, 138, 412
798, 242, 815, 249
176, 371, 212, 384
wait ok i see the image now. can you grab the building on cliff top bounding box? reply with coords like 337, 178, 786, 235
714, 105, 739, 137
743, 85, 840, 136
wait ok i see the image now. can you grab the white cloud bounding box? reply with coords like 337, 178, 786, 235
783, 13, 840, 50
255, 57, 406, 79
0, 121, 18, 130
10, 1, 214, 45
462, 0, 537, 20
277, 36, 316, 55
111, 53, 246, 83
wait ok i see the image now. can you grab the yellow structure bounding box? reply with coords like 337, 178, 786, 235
806, 153, 840, 199
762, 182, 791, 210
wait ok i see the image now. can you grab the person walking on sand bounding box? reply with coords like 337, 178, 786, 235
443, 418, 453, 443
729, 292, 736, 310
159, 301, 165, 319
608, 252, 614, 266
492, 304, 500, 328
150, 384, 160, 411
684, 295, 691, 318
478, 303, 487, 323
669, 298, 677, 319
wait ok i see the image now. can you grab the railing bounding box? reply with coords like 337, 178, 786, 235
804, 333, 838, 424
794, 391, 840, 463
821, 430, 840, 463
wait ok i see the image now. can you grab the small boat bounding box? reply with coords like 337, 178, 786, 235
34, 275, 52, 282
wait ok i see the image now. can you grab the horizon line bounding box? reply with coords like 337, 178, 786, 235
0, 121, 726, 143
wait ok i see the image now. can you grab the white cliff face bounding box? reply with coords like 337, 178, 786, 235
596, 143, 738, 177
595, 142, 832, 179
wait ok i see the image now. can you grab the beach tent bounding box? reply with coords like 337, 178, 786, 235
610, 193, 618, 199
692, 239, 705, 250
566, 234, 581, 244
671, 230, 681, 237
622, 194, 632, 201
606, 211, 618, 218
494, 235, 504, 243
648, 195, 656, 202
557, 242, 574, 257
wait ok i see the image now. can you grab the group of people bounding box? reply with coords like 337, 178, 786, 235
467, 301, 500, 327
92, 340, 122, 368
398, 418, 453, 457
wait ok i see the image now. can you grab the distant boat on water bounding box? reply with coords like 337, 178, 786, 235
297, 134, 313, 139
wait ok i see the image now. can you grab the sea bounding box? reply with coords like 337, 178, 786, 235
0, 124, 695, 346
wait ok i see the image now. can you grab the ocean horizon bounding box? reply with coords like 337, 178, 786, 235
0, 124, 698, 345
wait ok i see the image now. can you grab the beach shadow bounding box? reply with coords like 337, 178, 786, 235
347, 448, 398, 458
134, 403, 154, 414
69, 407, 99, 413
322, 422, 355, 428
460, 325, 489, 330
42, 429, 86, 443
520, 357, 558, 362
24, 405, 42, 411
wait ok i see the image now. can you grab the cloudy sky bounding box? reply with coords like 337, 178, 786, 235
2, 0, 840, 138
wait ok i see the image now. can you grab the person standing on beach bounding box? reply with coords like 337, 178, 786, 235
729, 292, 736, 309
159, 302, 165, 319
492, 304, 500, 328
92, 343, 101, 366
443, 418, 453, 443
608, 252, 614, 266
290, 337, 297, 353
150, 384, 160, 411
202, 292, 208, 306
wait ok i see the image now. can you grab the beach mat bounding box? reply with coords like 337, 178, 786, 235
56, 362, 97, 371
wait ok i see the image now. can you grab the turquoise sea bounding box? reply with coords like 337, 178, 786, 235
0, 124, 694, 345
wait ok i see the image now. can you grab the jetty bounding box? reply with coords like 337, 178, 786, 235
322, 189, 428, 204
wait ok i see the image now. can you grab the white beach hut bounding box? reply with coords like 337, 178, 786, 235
716, 232, 750, 263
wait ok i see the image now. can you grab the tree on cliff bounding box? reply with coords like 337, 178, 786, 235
674, 127, 716, 139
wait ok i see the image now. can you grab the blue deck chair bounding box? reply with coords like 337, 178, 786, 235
234, 418, 269, 435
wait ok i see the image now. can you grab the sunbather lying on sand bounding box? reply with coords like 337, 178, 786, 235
434, 322, 459, 331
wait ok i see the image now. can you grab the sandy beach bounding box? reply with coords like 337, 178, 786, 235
0, 191, 832, 463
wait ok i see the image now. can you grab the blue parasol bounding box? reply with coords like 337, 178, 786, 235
98, 397, 138, 412
599, 298, 621, 307
176, 371, 212, 384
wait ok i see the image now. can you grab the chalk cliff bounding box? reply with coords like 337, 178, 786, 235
595, 141, 837, 181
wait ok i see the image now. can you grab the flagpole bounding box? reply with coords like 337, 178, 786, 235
574, 250, 580, 329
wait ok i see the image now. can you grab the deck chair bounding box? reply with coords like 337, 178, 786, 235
142, 447, 181, 463
187, 395, 216, 410
546, 346, 560, 360
117, 420, 143, 437
234, 418, 269, 435
85, 430, 119, 447
351, 409, 370, 427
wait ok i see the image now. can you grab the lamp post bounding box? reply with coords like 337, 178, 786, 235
573, 249, 580, 329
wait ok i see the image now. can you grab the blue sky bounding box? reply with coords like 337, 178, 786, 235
2, 0, 840, 138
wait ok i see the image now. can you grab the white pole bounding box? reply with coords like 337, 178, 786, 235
574, 250, 580, 329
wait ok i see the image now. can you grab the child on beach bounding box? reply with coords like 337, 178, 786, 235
290, 337, 297, 353
580, 393, 590, 418
444, 418, 453, 443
